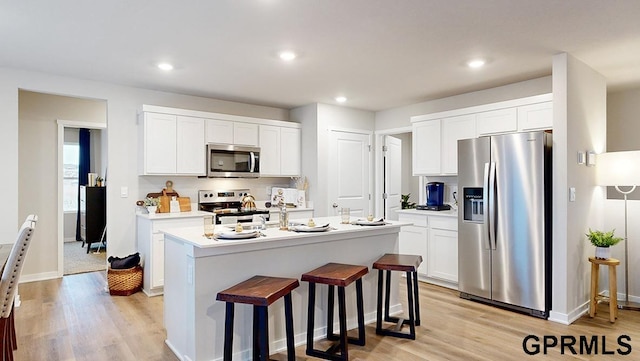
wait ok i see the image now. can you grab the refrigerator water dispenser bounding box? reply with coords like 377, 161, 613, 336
463, 187, 483, 223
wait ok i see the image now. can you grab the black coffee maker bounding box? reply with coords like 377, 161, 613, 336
418, 182, 451, 211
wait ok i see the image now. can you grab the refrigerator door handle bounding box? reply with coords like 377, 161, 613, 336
483, 162, 491, 250
488, 162, 497, 250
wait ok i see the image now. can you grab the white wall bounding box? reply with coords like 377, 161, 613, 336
550, 53, 607, 323
2, 67, 290, 281
291, 103, 375, 217
603, 86, 640, 304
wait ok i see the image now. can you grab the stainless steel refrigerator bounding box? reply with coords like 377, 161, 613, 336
458, 131, 552, 319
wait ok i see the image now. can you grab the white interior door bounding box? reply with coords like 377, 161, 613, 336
384, 135, 402, 220
328, 130, 371, 218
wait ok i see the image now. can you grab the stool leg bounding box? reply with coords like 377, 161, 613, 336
337, 286, 348, 360
413, 271, 421, 326
355, 278, 366, 346
376, 269, 384, 334
306, 282, 316, 355
609, 265, 618, 323
384, 270, 392, 322
327, 285, 336, 340
589, 263, 598, 318
284, 293, 296, 361
253, 305, 260, 360
255, 305, 269, 361
406, 271, 416, 340
223, 302, 235, 361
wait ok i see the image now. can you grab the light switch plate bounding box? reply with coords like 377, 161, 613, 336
569, 187, 576, 202
120, 186, 128, 198
577, 151, 585, 165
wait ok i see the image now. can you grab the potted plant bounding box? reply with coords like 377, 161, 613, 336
144, 197, 159, 214
586, 228, 622, 259
96, 176, 104, 187
401, 194, 416, 209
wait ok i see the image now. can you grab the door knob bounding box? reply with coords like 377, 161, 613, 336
332, 203, 339, 208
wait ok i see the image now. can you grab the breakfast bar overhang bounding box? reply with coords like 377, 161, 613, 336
161, 216, 408, 361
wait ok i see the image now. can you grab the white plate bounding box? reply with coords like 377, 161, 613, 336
291, 224, 330, 232
214, 230, 260, 239
354, 219, 387, 226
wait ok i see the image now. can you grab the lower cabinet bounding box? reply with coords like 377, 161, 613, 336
137, 215, 204, 296
397, 211, 458, 289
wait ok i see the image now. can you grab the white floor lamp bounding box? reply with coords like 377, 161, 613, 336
597, 150, 640, 310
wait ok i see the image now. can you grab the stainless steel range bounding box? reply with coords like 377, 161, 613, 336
198, 189, 270, 224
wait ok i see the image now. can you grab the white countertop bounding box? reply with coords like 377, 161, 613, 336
159, 216, 409, 253
136, 210, 210, 220
396, 208, 458, 218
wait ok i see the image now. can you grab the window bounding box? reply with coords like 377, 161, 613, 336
63, 143, 79, 212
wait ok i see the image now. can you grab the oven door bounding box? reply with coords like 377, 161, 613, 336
207, 144, 260, 178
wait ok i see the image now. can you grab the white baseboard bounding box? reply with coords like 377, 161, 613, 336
20, 271, 61, 284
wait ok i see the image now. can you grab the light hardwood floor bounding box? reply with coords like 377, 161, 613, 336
13, 271, 640, 360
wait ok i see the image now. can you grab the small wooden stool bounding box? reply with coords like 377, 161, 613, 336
588, 257, 620, 323
301, 263, 369, 361
373, 254, 422, 340
216, 275, 300, 361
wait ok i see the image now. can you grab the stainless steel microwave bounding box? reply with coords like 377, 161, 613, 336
206, 143, 260, 178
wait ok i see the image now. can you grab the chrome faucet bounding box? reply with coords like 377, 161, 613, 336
258, 215, 266, 230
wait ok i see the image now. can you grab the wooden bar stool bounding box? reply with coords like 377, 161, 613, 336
588, 256, 620, 323
216, 275, 299, 361
373, 253, 422, 340
301, 263, 368, 361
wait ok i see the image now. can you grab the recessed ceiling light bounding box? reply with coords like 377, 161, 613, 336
335, 96, 347, 103
467, 59, 486, 69
279, 51, 297, 61
157, 63, 174, 71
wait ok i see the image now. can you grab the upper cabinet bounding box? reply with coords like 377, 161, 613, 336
205, 119, 259, 146
259, 125, 301, 177
139, 112, 205, 176
139, 105, 301, 178
411, 94, 552, 176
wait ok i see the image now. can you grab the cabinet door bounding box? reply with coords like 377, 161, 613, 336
205, 119, 234, 144
151, 233, 165, 288
518, 102, 552, 131
476, 108, 517, 136
441, 115, 476, 175
399, 225, 428, 275
176, 116, 206, 175
427, 228, 458, 283
144, 112, 177, 174
280, 127, 301, 176
412, 120, 441, 175
259, 125, 281, 176
234, 122, 259, 146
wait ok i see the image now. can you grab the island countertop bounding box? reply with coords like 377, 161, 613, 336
159, 216, 410, 257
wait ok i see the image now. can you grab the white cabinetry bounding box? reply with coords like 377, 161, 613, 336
233, 122, 259, 146
517, 102, 553, 131
205, 119, 234, 144
412, 120, 441, 175
411, 94, 552, 176
427, 216, 458, 284
476, 108, 517, 136
397, 211, 458, 289
140, 112, 205, 176
137, 215, 205, 296
441, 115, 476, 175
259, 125, 301, 177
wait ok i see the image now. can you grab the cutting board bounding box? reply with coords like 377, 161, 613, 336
178, 197, 191, 212
147, 191, 179, 214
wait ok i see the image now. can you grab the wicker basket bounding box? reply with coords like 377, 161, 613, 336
107, 265, 143, 296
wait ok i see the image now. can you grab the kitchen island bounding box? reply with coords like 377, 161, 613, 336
161, 216, 409, 361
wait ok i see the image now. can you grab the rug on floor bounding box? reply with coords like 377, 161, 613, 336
64, 241, 107, 275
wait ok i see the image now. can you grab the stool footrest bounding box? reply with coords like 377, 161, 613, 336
326, 332, 366, 346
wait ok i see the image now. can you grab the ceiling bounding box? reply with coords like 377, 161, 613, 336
2, 1, 640, 112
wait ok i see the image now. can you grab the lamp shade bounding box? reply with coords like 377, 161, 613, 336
596, 151, 640, 186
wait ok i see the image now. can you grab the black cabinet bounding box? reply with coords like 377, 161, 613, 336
80, 186, 106, 253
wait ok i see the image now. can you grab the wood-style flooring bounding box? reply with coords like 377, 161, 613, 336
12, 271, 640, 360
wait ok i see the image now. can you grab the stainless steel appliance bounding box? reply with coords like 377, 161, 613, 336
206, 143, 260, 178
198, 189, 269, 224
457, 131, 552, 319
